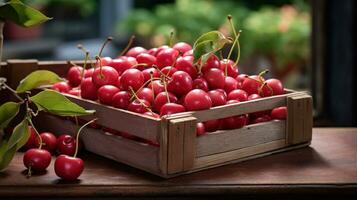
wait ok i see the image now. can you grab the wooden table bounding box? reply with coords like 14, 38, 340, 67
1, 128, 357, 199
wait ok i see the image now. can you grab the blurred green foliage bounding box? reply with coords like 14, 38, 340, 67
119, 0, 310, 69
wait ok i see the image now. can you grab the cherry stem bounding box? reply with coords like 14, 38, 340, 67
98, 36, 113, 58
129, 87, 153, 113
95, 56, 104, 78
81, 52, 90, 79
119, 35, 135, 56
227, 15, 242, 66
129, 77, 161, 102
78, 44, 95, 69
73, 118, 97, 158
169, 31, 175, 47
259, 82, 274, 96
27, 117, 42, 149
150, 72, 155, 101
152, 65, 171, 80
258, 69, 269, 82
26, 165, 32, 178
132, 63, 148, 69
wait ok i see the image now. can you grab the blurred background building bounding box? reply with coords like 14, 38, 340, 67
2, 0, 356, 126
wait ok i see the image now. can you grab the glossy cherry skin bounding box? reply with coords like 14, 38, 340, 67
203, 68, 225, 89
184, 89, 212, 111
154, 91, 178, 112
196, 122, 206, 136
271, 106, 287, 120
241, 75, 264, 95
110, 56, 137, 75
37, 132, 57, 154
57, 135, 77, 156
137, 88, 154, 105
221, 114, 247, 130
142, 68, 160, 82
143, 112, 160, 119
167, 71, 193, 96
247, 93, 261, 101
136, 53, 157, 67
128, 99, 150, 113
126, 46, 147, 58
224, 76, 238, 94
23, 149, 51, 171
24, 126, 37, 150
161, 66, 177, 77
192, 77, 209, 92
52, 82, 72, 93
67, 66, 84, 87
67, 88, 81, 97
84, 68, 94, 78
160, 103, 186, 116
260, 78, 284, 97
97, 85, 120, 105
120, 68, 144, 91
227, 89, 248, 102
201, 54, 220, 73
175, 56, 197, 79
251, 114, 272, 124
220, 59, 238, 78
54, 155, 84, 181
148, 80, 165, 95
98, 57, 112, 66
183, 49, 193, 57
208, 89, 227, 107
203, 119, 220, 132
173, 42, 192, 54
80, 77, 97, 100
147, 47, 159, 56
247, 94, 269, 118
92, 66, 119, 87
156, 48, 179, 69
236, 74, 247, 83
112, 91, 131, 109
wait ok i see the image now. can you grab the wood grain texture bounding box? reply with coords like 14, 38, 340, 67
197, 120, 286, 157
1, 128, 357, 198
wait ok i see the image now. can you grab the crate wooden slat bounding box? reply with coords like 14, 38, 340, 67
3, 60, 313, 178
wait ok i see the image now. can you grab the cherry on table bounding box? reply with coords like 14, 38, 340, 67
57, 134, 78, 156
23, 126, 38, 150
54, 155, 84, 181
37, 132, 57, 154
23, 148, 51, 172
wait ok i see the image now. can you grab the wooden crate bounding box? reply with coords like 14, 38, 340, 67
3, 60, 313, 178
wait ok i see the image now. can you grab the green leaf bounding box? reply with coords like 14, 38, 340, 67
0, 0, 52, 27
0, 102, 20, 129
30, 90, 95, 116
16, 70, 63, 93
7, 119, 29, 151
192, 31, 231, 63
0, 143, 17, 172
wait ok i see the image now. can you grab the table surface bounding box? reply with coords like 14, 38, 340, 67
1, 128, 357, 198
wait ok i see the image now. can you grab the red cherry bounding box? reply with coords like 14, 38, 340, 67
224, 76, 238, 93
154, 91, 178, 112
84, 68, 94, 78
183, 49, 193, 57
97, 85, 120, 105
242, 75, 264, 95
137, 87, 154, 105
142, 68, 160, 82
92, 66, 119, 87
156, 45, 170, 55
192, 77, 209, 92
184, 89, 212, 111
147, 48, 159, 56
161, 66, 177, 77
24, 126, 37, 150
57, 134, 77, 156
175, 56, 197, 79
136, 53, 157, 67
172, 42, 192, 54
220, 100, 247, 129
160, 103, 185, 116
196, 122, 206, 136
23, 148, 51, 171
248, 93, 261, 101
112, 91, 131, 109
67, 88, 81, 97
271, 106, 287, 120
120, 68, 144, 91
126, 46, 147, 58
201, 54, 220, 73
203, 68, 225, 89
98, 57, 112, 66
37, 132, 57, 154
167, 71, 193, 96
80, 77, 97, 100
52, 82, 72, 93
156, 48, 179, 69
227, 89, 248, 102
208, 89, 227, 107
128, 99, 150, 113
67, 66, 84, 87
260, 78, 284, 97
220, 59, 238, 78
143, 112, 160, 118
236, 74, 247, 83
251, 115, 272, 124
148, 80, 165, 95
203, 119, 220, 132
54, 155, 84, 181
110, 56, 137, 75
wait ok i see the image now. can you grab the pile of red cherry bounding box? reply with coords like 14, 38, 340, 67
52, 41, 287, 138
22, 127, 83, 181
